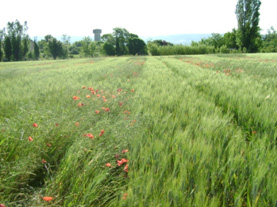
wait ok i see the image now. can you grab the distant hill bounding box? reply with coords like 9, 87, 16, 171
33, 34, 212, 45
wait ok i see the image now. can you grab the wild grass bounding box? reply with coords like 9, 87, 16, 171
0, 54, 276, 206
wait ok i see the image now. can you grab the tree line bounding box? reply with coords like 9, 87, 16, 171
0, 0, 276, 61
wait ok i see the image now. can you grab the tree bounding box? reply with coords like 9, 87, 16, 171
45, 35, 65, 59
34, 39, 40, 60
80, 36, 92, 57
0, 29, 4, 61
103, 42, 116, 56
261, 27, 277, 52
4, 36, 12, 61
128, 37, 146, 55
113, 28, 129, 56
235, 0, 261, 52
223, 29, 238, 49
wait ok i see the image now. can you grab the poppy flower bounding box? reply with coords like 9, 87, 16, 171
43, 196, 54, 201
86, 95, 91, 98
87, 133, 94, 139
131, 89, 135, 92
105, 163, 112, 167
99, 129, 104, 136
0, 204, 6, 207
95, 110, 100, 114
75, 122, 80, 127
73, 96, 80, 100
122, 193, 128, 200
117, 158, 128, 166
28, 136, 33, 141
122, 149, 128, 154
124, 164, 128, 172
105, 108, 110, 112
42, 159, 47, 164
117, 89, 122, 92
33, 123, 38, 128
112, 95, 116, 99
117, 160, 124, 166
97, 94, 101, 98
82, 86, 86, 89
46, 143, 52, 147
78, 103, 84, 107
55, 123, 59, 127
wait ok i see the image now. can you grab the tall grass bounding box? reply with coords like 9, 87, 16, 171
0, 54, 276, 206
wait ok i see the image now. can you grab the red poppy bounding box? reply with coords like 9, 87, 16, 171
122, 193, 128, 200
33, 123, 38, 128
42, 159, 47, 164
43, 196, 54, 201
55, 123, 59, 127
73, 96, 80, 100
131, 89, 135, 92
0, 204, 6, 207
87, 133, 94, 139
28, 136, 33, 141
105, 163, 112, 167
78, 103, 84, 107
82, 86, 86, 89
75, 122, 80, 127
124, 164, 128, 172
105, 108, 110, 112
95, 110, 100, 114
97, 94, 101, 98
99, 129, 104, 136
86, 95, 91, 98
122, 149, 128, 154
117, 89, 122, 92
117, 158, 129, 166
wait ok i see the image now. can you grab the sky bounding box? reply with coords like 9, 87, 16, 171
1, 0, 277, 39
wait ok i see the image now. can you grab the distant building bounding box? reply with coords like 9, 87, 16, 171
93, 29, 102, 41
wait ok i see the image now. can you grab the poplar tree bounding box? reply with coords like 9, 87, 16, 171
235, 0, 261, 52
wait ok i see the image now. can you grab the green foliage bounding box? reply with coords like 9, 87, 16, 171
44, 35, 67, 59
113, 28, 129, 56
101, 28, 146, 56
147, 41, 215, 56
224, 29, 239, 49
0, 29, 4, 61
34, 40, 40, 60
128, 37, 147, 55
261, 27, 277, 52
103, 41, 116, 56
3, 36, 12, 61
235, 0, 262, 52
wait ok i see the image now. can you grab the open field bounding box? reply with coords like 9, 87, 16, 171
0, 54, 276, 207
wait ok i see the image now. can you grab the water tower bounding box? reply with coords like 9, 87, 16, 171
93, 29, 102, 41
